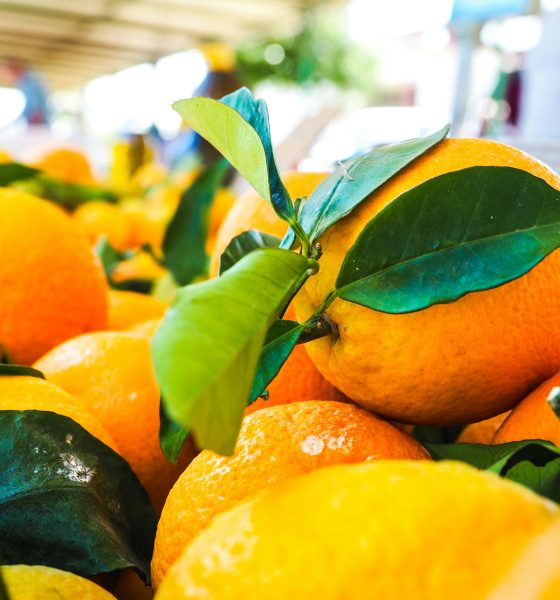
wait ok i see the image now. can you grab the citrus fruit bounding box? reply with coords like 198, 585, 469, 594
155, 461, 557, 600
110, 250, 167, 285
488, 517, 560, 600
1, 564, 116, 600
0, 189, 108, 364
457, 412, 510, 444
74, 201, 132, 250
35, 147, 95, 185
151, 400, 428, 586
0, 375, 116, 451
0, 149, 13, 163
209, 171, 328, 276
34, 331, 192, 510
127, 319, 161, 337
295, 139, 560, 425
493, 372, 560, 446
107, 290, 168, 331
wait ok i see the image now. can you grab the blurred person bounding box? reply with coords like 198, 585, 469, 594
2, 57, 50, 126
519, 9, 560, 141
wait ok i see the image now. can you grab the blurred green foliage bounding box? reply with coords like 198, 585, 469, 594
236, 12, 377, 97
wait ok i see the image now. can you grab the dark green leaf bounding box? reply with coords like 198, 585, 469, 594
0, 410, 157, 581
95, 237, 125, 279
412, 424, 464, 444
152, 248, 312, 455
426, 440, 560, 503
0, 163, 39, 186
336, 167, 560, 313
162, 160, 228, 285
173, 88, 294, 222
219, 229, 281, 275
159, 398, 190, 464
0, 365, 44, 379
547, 386, 560, 419
249, 319, 304, 402
282, 125, 449, 248
35, 176, 117, 209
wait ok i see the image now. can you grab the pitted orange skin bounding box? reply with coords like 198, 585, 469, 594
295, 139, 560, 425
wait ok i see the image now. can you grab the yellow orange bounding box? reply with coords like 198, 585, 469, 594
457, 412, 510, 444
74, 201, 132, 250
35, 147, 95, 185
156, 461, 557, 600
0, 189, 107, 364
296, 139, 560, 425
151, 400, 428, 586
107, 290, 168, 331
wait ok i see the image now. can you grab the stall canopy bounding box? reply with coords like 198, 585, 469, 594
0, 0, 330, 89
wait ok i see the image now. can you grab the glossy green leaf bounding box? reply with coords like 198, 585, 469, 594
173, 88, 294, 222
162, 160, 228, 285
0, 410, 157, 581
152, 248, 312, 455
0, 365, 44, 379
547, 387, 560, 419
426, 440, 560, 503
0, 163, 39, 186
152, 248, 313, 454
282, 125, 449, 248
249, 319, 304, 402
159, 398, 190, 464
219, 229, 281, 275
336, 167, 560, 313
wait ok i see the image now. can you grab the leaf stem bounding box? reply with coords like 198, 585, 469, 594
289, 219, 313, 258
297, 313, 337, 344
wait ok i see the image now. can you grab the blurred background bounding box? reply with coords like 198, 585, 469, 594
0, 0, 559, 174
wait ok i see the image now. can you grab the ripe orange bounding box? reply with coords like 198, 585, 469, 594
0, 375, 116, 451
151, 400, 429, 586
107, 290, 168, 331
155, 461, 557, 600
296, 139, 560, 425
1, 564, 116, 599
209, 171, 328, 276
493, 372, 560, 446
457, 412, 510, 444
74, 201, 132, 251
34, 331, 193, 510
0, 189, 108, 364
35, 147, 95, 185
127, 318, 161, 337
109, 250, 167, 285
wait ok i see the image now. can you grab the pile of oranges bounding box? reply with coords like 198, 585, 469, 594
0, 139, 559, 600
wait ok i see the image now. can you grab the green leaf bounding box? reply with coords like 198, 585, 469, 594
249, 319, 304, 402
0, 410, 157, 581
219, 229, 281, 275
173, 88, 294, 222
547, 387, 560, 419
426, 440, 560, 503
35, 176, 117, 209
0, 365, 45, 379
159, 398, 190, 464
152, 248, 312, 455
0, 163, 39, 186
336, 166, 560, 313
95, 237, 126, 279
162, 160, 228, 285
282, 125, 449, 248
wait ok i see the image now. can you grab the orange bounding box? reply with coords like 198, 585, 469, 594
151, 400, 428, 586
295, 139, 560, 425
74, 201, 132, 250
128, 318, 162, 337
493, 371, 560, 446
2, 564, 116, 599
107, 290, 168, 331
209, 171, 328, 276
0, 189, 108, 364
489, 517, 560, 600
155, 461, 557, 600
35, 147, 95, 185
110, 250, 167, 285
34, 331, 193, 510
0, 149, 13, 163
457, 412, 510, 444
0, 375, 116, 451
